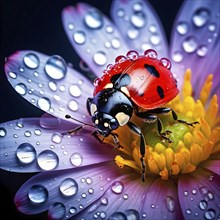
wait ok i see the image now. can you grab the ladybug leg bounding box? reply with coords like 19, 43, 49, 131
127, 121, 146, 182
61, 125, 85, 136
171, 110, 199, 127
92, 130, 105, 143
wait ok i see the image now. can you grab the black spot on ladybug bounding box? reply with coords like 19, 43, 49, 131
144, 64, 160, 78
157, 86, 164, 99
111, 73, 131, 89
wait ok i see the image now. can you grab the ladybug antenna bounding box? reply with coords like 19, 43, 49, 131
61, 114, 96, 136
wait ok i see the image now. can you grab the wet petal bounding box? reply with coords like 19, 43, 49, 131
201, 160, 220, 175
15, 162, 126, 218
170, 0, 220, 99
0, 118, 116, 172
141, 178, 181, 220
178, 168, 220, 220
111, 0, 168, 57
4, 50, 93, 123
62, 3, 129, 77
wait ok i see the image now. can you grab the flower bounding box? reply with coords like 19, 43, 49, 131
0, 0, 219, 220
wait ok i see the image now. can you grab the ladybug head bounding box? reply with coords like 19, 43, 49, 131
87, 88, 133, 135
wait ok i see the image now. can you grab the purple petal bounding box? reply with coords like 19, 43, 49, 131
170, 0, 220, 99
111, 0, 168, 57
201, 160, 220, 175
141, 178, 182, 220
178, 168, 220, 220
62, 3, 129, 77
4, 50, 93, 123
14, 162, 126, 217
0, 118, 116, 173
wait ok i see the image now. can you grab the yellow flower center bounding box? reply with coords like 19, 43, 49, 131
111, 69, 219, 180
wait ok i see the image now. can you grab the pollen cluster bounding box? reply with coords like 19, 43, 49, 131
114, 69, 219, 180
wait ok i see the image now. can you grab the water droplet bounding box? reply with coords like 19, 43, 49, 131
59, 85, 66, 92
133, 2, 143, 11
88, 188, 94, 194
142, 213, 147, 218
28, 185, 48, 204
192, 8, 210, 27
149, 24, 157, 33
176, 21, 189, 35
51, 133, 62, 144
165, 196, 175, 213
68, 100, 79, 112
45, 55, 67, 80
186, 209, 192, 215
86, 177, 93, 184
73, 31, 86, 44
23, 53, 39, 69
81, 193, 87, 198
204, 209, 216, 220
192, 189, 197, 195
111, 181, 124, 194
117, 9, 125, 17
8, 71, 17, 79
48, 202, 66, 220
69, 207, 77, 214
37, 150, 59, 170
59, 178, 78, 197
182, 36, 198, 53
208, 23, 216, 32
127, 28, 139, 39
24, 130, 31, 137
93, 51, 107, 66
33, 71, 39, 77
172, 51, 184, 62
49, 81, 57, 91
101, 197, 108, 205
70, 153, 83, 166
69, 84, 81, 97
0, 127, 7, 137
16, 143, 36, 164
199, 200, 208, 210
144, 49, 157, 59
40, 114, 60, 128
68, 22, 74, 30
150, 34, 161, 45
125, 209, 140, 220
84, 9, 103, 29
123, 194, 128, 200
109, 212, 127, 220
37, 97, 51, 111
184, 191, 189, 196
115, 55, 127, 63
111, 38, 121, 49
15, 83, 27, 95
131, 11, 146, 28
197, 45, 208, 57
106, 25, 113, 34
160, 58, 171, 69
126, 50, 139, 60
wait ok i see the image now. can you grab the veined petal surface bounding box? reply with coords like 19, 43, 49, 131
4, 50, 93, 123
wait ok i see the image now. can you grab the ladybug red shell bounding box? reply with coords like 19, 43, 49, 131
93, 49, 179, 110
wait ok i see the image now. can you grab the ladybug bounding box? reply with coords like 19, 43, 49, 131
66, 49, 198, 181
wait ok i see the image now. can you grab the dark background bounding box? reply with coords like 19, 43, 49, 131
0, 0, 183, 219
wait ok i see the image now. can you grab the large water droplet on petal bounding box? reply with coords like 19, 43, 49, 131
69, 84, 81, 97
39, 114, 60, 128
165, 196, 175, 213
111, 181, 124, 194
182, 36, 198, 53
28, 185, 48, 204
0, 127, 7, 137
93, 51, 107, 66
131, 11, 146, 28
51, 132, 62, 144
199, 200, 208, 210
84, 9, 103, 29
197, 45, 208, 57
45, 55, 67, 80
48, 202, 66, 220
204, 209, 216, 220
192, 8, 210, 27
23, 53, 39, 69
59, 178, 78, 197
37, 150, 59, 170
125, 209, 140, 220
15, 83, 27, 95
68, 100, 79, 111
70, 153, 83, 166
73, 31, 86, 44
109, 212, 127, 220
16, 143, 36, 164
37, 97, 51, 111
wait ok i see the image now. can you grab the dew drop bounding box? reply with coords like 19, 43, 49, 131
16, 143, 36, 164
133, 2, 143, 11
59, 178, 78, 197
165, 196, 175, 213
68, 22, 74, 30
23, 53, 39, 69
127, 28, 139, 39
45, 55, 67, 80
49, 81, 57, 91
117, 9, 125, 17
73, 31, 86, 44
51, 132, 62, 144
86, 177, 93, 184
150, 34, 161, 45
160, 58, 171, 69
199, 200, 207, 210
111, 38, 121, 49
39, 114, 60, 129
208, 23, 216, 32
93, 51, 107, 66
15, 83, 27, 95
8, 71, 17, 79
197, 45, 208, 57
172, 51, 184, 62
144, 49, 157, 59
176, 21, 189, 35
131, 11, 146, 28
84, 9, 103, 29
192, 8, 210, 27
192, 189, 197, 195
101, 197, 108, 205
125, 209, 140, 220
204, 209, 216, 220
69, 207, 77, 214
184, 191, 189, 196
149, 24, 157, 33
123, 194, 128, 200
109, 212, 127, 220
48, 202, 66, 220
0, 127, 7, 137
111, 181, 124, 194
28, 185, 48, 204
37, 150, 59, 170
37, 97, 51, 111
186, 209, 192, 215
115, 55, 127, 63
88, 188, 94, 194
182, 36, 198, 53
106, 25, 114, 34
70, 153, 83, 166
69, 84, 81, 97
16, 122, 24, 128
24, 130, 31, 137
126, 50, 139, 60
68, 100, 79, 111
